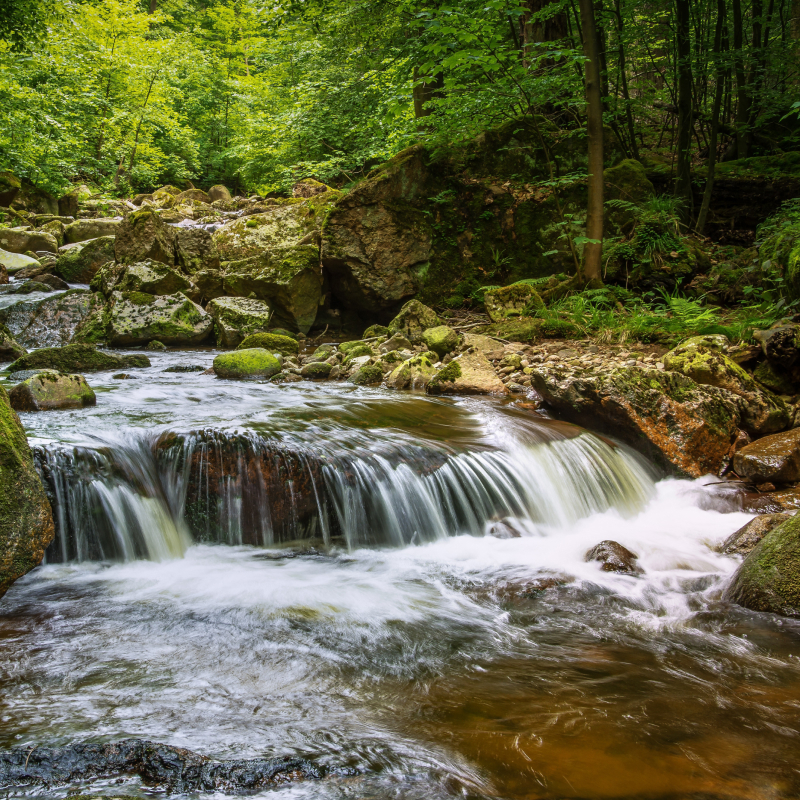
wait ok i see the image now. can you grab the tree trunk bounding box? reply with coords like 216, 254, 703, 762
732, 0, 750, 158
674, 0, 693, 222
578, 0, 604, 283
614, 0, 640, 160
696, 0, 726, 234
413, 66, 444, 119
519, 0, 569, 66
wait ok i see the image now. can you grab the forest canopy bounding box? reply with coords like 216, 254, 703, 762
1, 0, 797, 198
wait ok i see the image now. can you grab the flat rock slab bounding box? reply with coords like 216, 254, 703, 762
733, 428, 800, 484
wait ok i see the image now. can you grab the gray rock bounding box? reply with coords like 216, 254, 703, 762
720, 513, 793, 556
585, 540, 642, 574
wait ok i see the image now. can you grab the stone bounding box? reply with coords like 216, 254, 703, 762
114, 260, 195, 297
213, 349, 281, 380
207, 297, 273, 348
207, 185, 232, 203
193, 269, 225, 301
0, 290, 105, 348
603, 158, 655, 205
0, 227, 58, 255
386, 353, 437, 390
363, 324, 390, 339
115, 208, 175, 266
213, 203, 311, 261
387, 300, 439, 344
237, 332, 299, 355
585, 540, 642, 574
530, 365, 742, 477
63, 218, 120, 244
753, 360, 796, 395
147, 340, 167, 351
720, 513, 793, 556
379, 332, 413, 353
484, 284, 543, 322
293, 179, 330, 198
349, 363, 384, 385
0, 384, 54, 597
342, 344, 373, 363
36, 274, 68, 291
40, 219, 64, 247
54, 236, 116, 283
0, 325, 24, 362
107, 292, 212, 346
733, 429, 800, 484
9, 372, 96, 411
174, 189, 210, 205
427, 350, 508, 395
461, 332, 504, 354
57, 191, 79, 218
663, 340, 790, 435
421, 325, 459, 357
301, 361, 333, 379
725, 513, 800, 616
753, 325, 799, 369
174, 227, 220, 275
0, 171, 21, 207
222, 245, 323, 333
7, 343, 149, 373
0, 249, 39, 274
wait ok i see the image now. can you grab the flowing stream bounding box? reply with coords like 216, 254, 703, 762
2, 347, 800, 800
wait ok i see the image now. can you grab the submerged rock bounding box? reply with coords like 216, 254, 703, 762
0, 384, 54, 597
207, 297, 273, 348
237, 331, 299, 355
733, 429, 800, 484
213, 348, 281, 380
585, 540, 642, 574
8, 343, 149, 373
107, 291, 212, 346
725, 513, 800, 616
9, 372, 96, 411
427, 350, 508, 395
720, 513, 793, 556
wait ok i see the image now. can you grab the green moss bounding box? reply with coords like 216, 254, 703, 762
428, 360, 462, 391
339, 340, 368, 354
754, 360, 796, 395
343, 344, 373, 363
125, 291, 156, 306
350, 363, 383, 385
213, 348, 282, 380
237, 332, 299, 355
8, 343, 149, 373
363, 324, 390, 338
421, 325, 459, 357
301, 361, 333, 379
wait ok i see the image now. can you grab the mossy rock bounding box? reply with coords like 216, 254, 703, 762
213, 348, 282, 380
421, 325, 459, 357
387, 300, 439, 343
603, 159, 654, 205
484, 284, 544, 322
754, 360, 796, 395
107, 291, 212, 346
115, 259, 194, 297
300, 361, 333, 379
0, 324, 25, 362
207, 296, 273, 349
363, 324, 390, 339
339, 340, 368, 354
386, 353, 437, 390
349, 363, 384, 385
147, 340, 167, 351
55, 236, 116, 284
8, 343, 149, 373
343, 344, 373, 363
9, 372, 96, 411
725, 513, 800, 617
237, 332, 299, 355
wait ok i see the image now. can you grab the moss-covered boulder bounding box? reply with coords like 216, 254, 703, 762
427, 350, 508, 395
0, 227, 58, 255
663, 341, 790, 435
725, 513, 800, 617
386, 353, 437, 390
55, 236, 116, 284
7, 343, 149, 373
9, 372, 96, 411
0, 384, 54, 598
222, 245, 322, 333
301, 361, 333, 379
115, 208, 176, 266
114, 260, 195, 297
213, 348, 282, 380
237, 331, 299, 355
107, 291, 212, 346
207, 297, 273, 348
174, 227, 220, 275
343, 344, 373, 363
0, 248, 40, 275
63, 218, 120, 244
363, 324, 390, 339
484, 284, 543, 322
349, 363, 384, 385
721, 513, 792, 556
0, 325, 25, 362
208, 185, 232, 203
387, 300, 439, 343
604, 158, 655, 205
421, 325, 458, 357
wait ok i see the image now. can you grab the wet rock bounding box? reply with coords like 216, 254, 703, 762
421, 325, 459, 357
112, 372, 134, 379
237, 331, 299, 356
0, 325, 24, 362
0, 289, 105, 348
733, 428, 800, 483
0, 384, 54, 597
530, 365, 741, 477
0, 248, 39, 274
37, 273, 68, 290
55, 236, 116, 283
487, 520, 523, 539
0, 739, 331, 793
753, 325, 799, 369
115, 259, 195, 297
207, 297, 273, 348
301, 361, 333, 379
585, 540, 642, 574
427, 350, 508, 395
387, 300, 439, 344
9, 372, 96, 411
0, 227, 58, 255
214, 349, 282, 381
207, 185, 232, 203
107, 291, 212, 346
164, 365, 204, 373
386, 353, 437, 390
720, 513, 793, 556
174, 227, 220, 275
349, 363, 384, 385
753, 359, 796, 395
8, 343, 149, 373
146, 340, 167, 351
663, 340, 790, 435
3, 280, 53, 295
725, 513, 800, 616
115, 208, 175, 266
63, 218, 120, 244
484, 284, 543, 322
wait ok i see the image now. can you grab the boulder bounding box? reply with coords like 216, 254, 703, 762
11, 182, 58, 215
41, 219, 65, 247
0, 325, 24, 362
0, 227, 58, 255
58, 191, 79, 218
107, 291, 212, 346
0, 249, 40, 274
63, 218, 120, 244
236, 331, 299, 356
0, 263, 6, 285
115, 208, 175, 266
174, 228, 220, 275
421, 325, 459, 357
0, 289, 105, 348
213, 349, 281, 380
207, 297, 273, 348
530, 364, 742, 477
174, 189, 210, 205
37, 274, 68, 291
0, 384, 54, 597
725, 513, 800, 616
9, 372, 96, 411
585, 540, 642, 574
7, 343, 149, 373
484, 284, 543, 322
222, 245, 323, 333
461, 332, 504, 354
721, 513, 793, 556
193, 269, 225, 301
54, 236, 116, 283
733, 429, 800, 484
753, 325, 799, 369
207, 185, 232, 203
663, 340, 790, 435
349, 363, 384, 385
603, 158, 655, 204
386, 353, 437, 390
427, 350, 508, 395
114, 260, 195, 297
294, 179, 330, 198
387, 300, 439, 343
363, 324, 390, 339
753, 360, 796, 395
300, 361, 333, 379
147, 340, 167, 351
212, 203, 310, 261
379, 332, 413, 353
